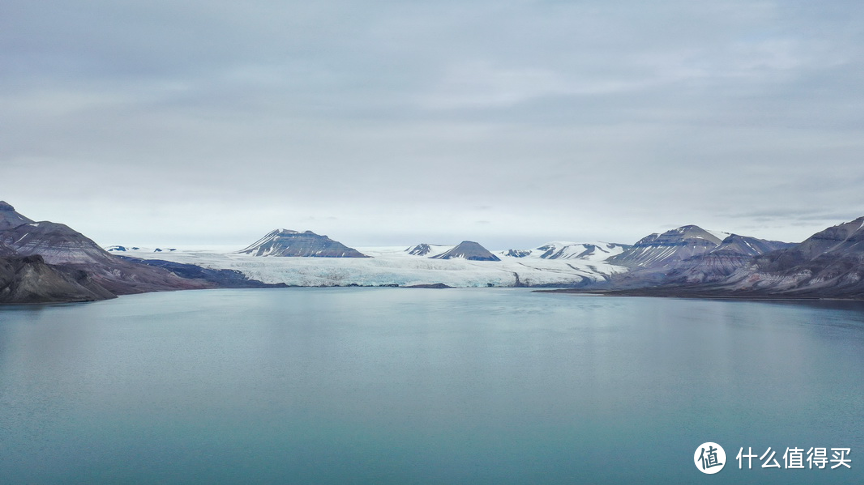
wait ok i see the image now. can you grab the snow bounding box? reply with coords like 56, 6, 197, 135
114, 245, 629, 287
494, 241, 627, 262
402, 244, 455, 258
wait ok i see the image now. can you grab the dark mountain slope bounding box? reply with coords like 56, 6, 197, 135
0, 255, 116, 303
406, 244, 433, 256
608, 225, 725, 287
717, 217, 864, 297
1, 221, 213, 295
432, 241, 500, 261
607, 225, 723, 269
238, 229, 368, 258
0, 203, 214, 299
0, 201, 34, 230
597, 217, 864, 299
662, 235, 795, 285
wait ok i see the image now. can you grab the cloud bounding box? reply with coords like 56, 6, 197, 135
418, 62, 569, 109
2, 0, 864, 247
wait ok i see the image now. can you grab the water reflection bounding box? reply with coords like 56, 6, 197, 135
0, 289, 862, 484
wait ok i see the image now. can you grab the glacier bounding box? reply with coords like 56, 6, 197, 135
113, 244, 629, 288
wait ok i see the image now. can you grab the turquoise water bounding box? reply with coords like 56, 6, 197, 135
0, 288, 862, 484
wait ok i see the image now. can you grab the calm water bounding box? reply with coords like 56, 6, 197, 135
0, 288, 863, 484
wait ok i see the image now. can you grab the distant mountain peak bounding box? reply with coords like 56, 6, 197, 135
711, 234, 793, 257
431, 241, 500, 261
794, 215, 864, 259
666, 225, 725, 245
239, 229, 368, 258
406, 244, 432, 256
609, 224, 724, 269
0, 201, 34, 230
500, 241, 629, 262
705, 215, 864, 298
634, 225, 725, 246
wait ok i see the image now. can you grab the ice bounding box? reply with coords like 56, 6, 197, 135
119, 245, 629, 287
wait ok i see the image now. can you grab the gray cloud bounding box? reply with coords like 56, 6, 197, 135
3, 0, 864, 249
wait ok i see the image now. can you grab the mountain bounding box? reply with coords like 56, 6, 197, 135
238, 229, 368, 257
106, 245, 141, 252
608, 225, 725, 269
716, 216, 864, 297
406, 244, 432, 256
0, 254, 116, 303
660, 234, 795, 285
591, 217, 864, 299
606, 226, 798, 289
1, 221, 119, 265
606, 225, 725, 287
499, 241, 629, 261
5, 198, 862, 299
0, 201, 34, 230
712, 234, 794, 256
789, 216, 864, 259
106, 245, 175, 253
0, 204, 114, 267
0, 202, 213, 299
431, 241, 500, 261
405, 244, 457, 257
0, 220, 212, 295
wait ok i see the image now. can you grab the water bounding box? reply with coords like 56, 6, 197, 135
1, 288, 862, 484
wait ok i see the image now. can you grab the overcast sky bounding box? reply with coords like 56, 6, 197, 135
3, 0, 864, 249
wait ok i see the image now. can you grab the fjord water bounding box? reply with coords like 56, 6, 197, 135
1, 289, 862, 484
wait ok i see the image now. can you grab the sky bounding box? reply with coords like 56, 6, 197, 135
3, 0, 864, 250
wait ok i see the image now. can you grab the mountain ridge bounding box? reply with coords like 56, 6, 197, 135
431, 241, 500, 261
4, 199, 864, 301
0, 201, 216, 301
238, 229, 369, 258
